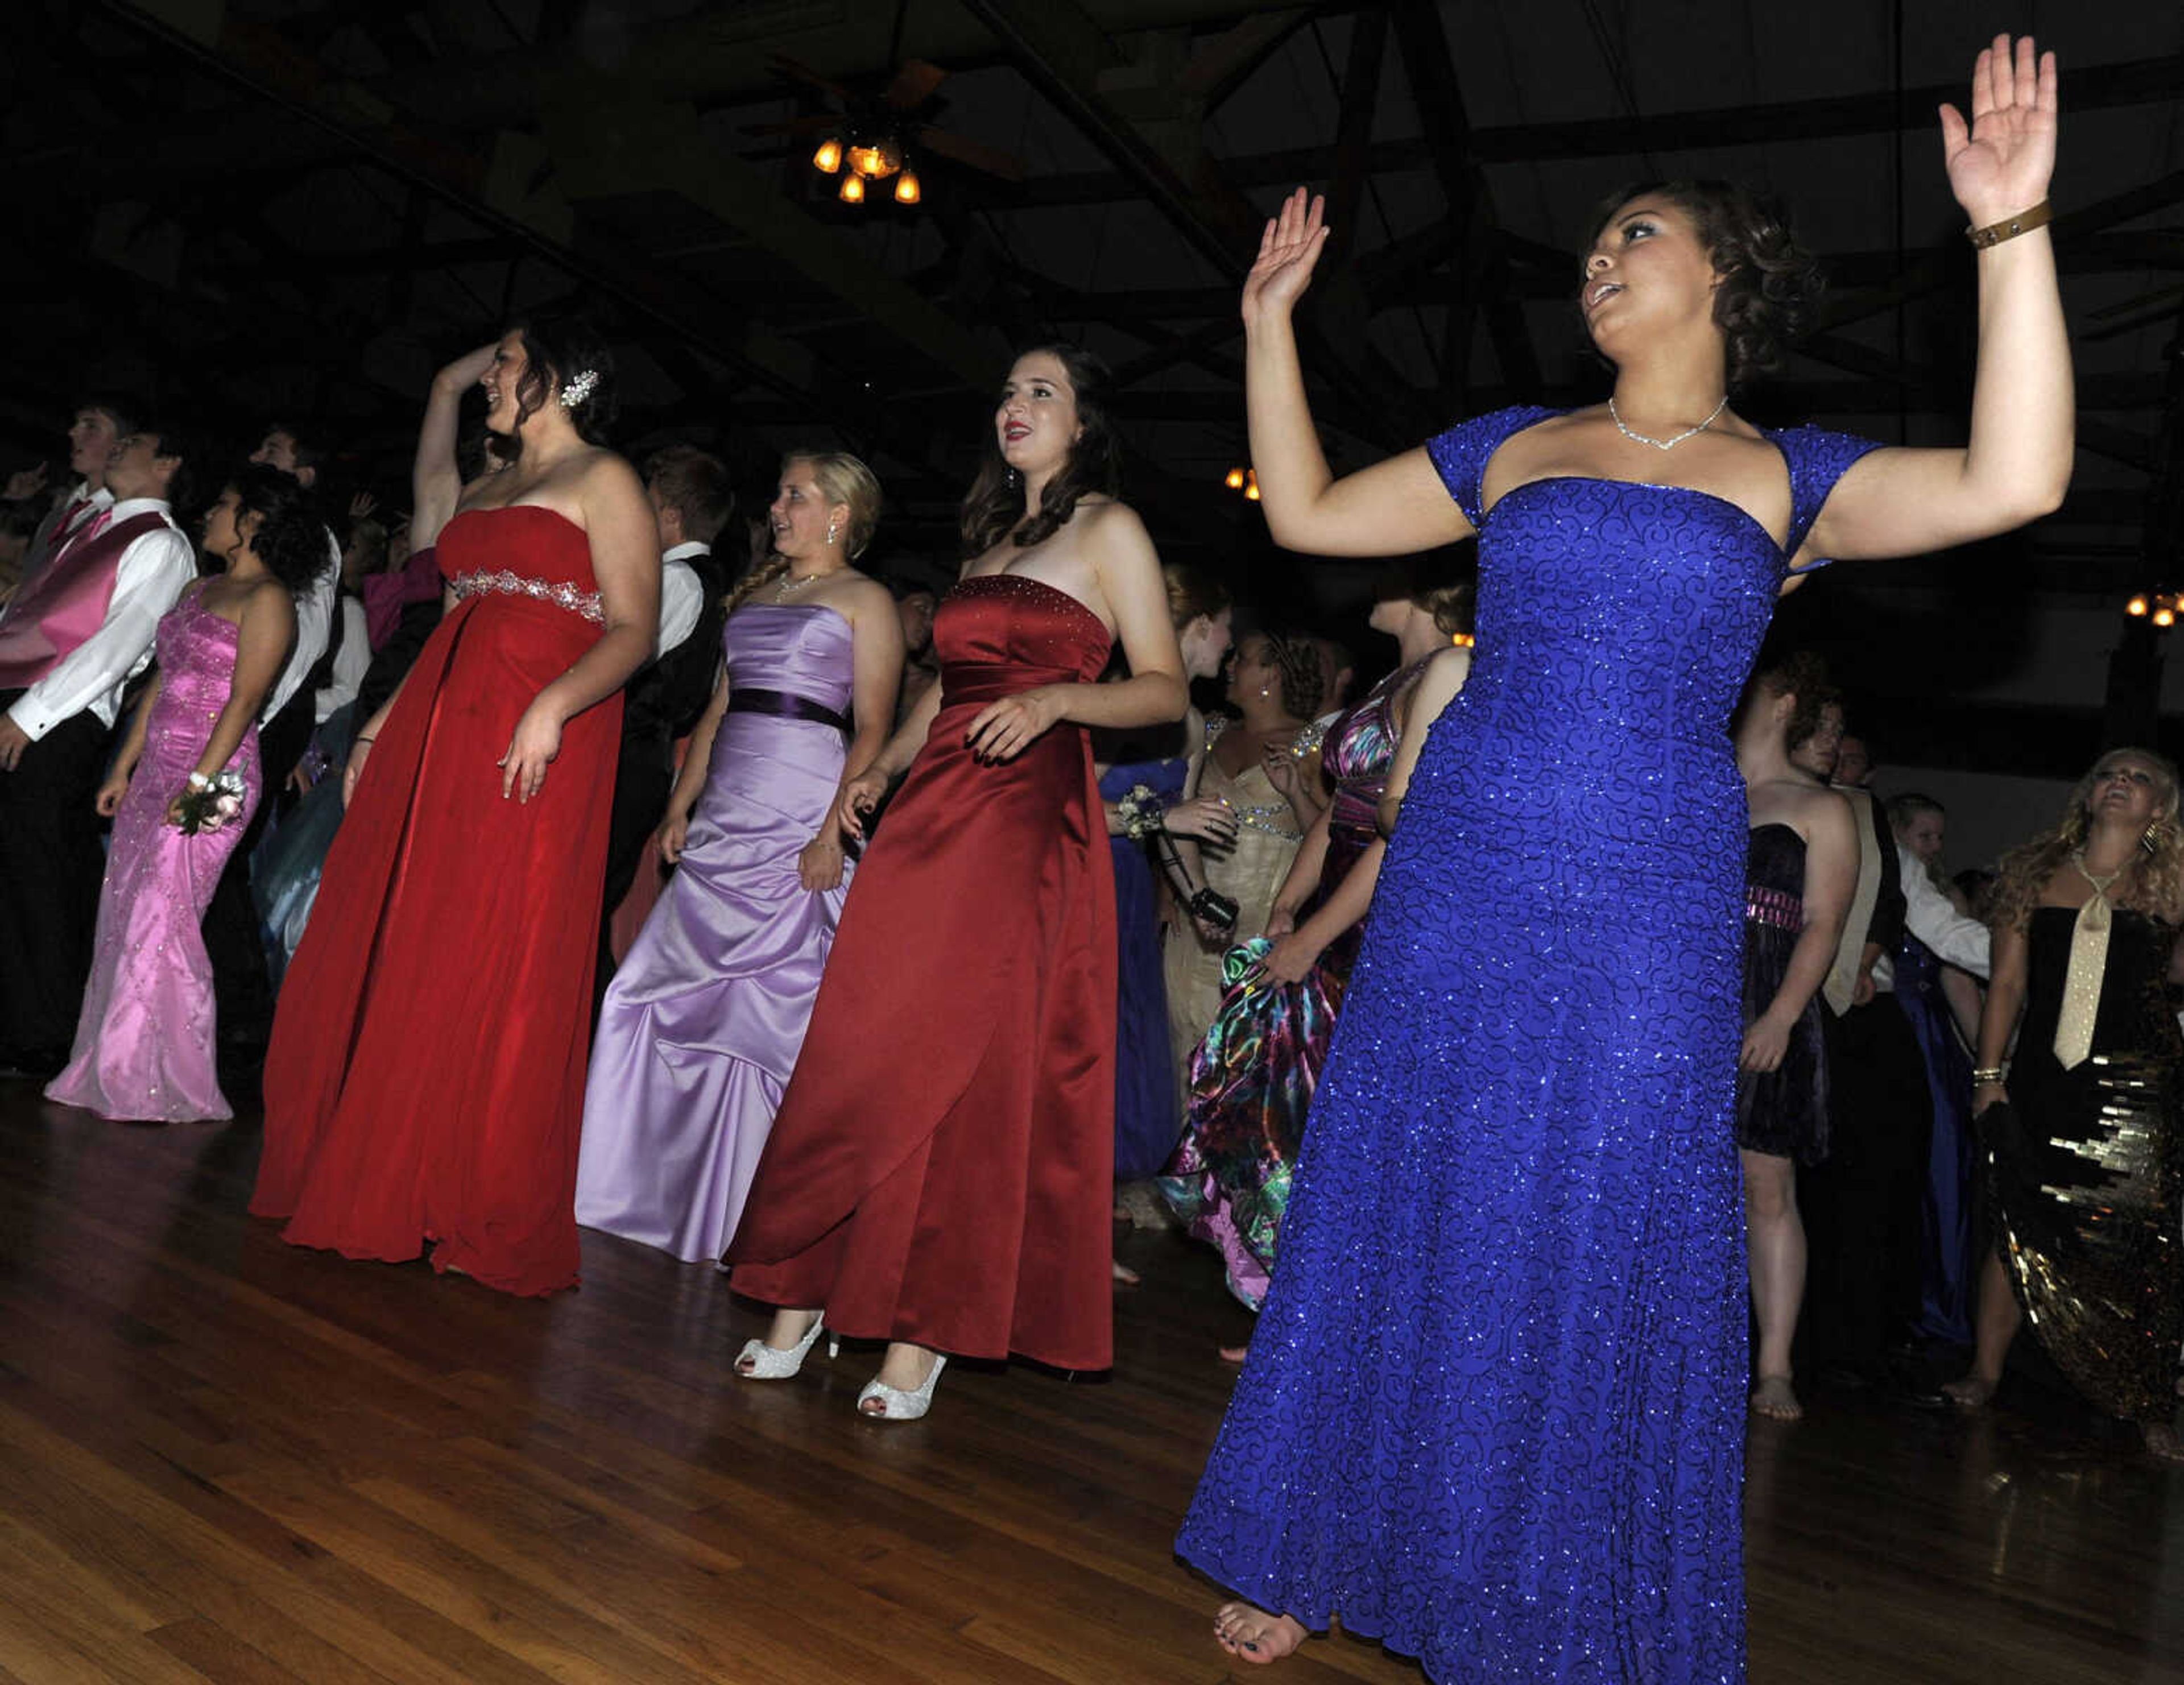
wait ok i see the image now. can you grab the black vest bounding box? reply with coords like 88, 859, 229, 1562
624, 548, 728, 744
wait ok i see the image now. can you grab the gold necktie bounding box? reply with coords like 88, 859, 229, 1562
2052, 889, 2112, 1070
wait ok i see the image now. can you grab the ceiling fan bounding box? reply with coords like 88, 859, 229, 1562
747, 5, 1024, 205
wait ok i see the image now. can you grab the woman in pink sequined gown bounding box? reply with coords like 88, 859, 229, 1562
254, 321, 661, 1297
49, 467, 327, 1122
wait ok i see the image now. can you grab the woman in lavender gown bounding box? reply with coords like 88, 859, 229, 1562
574, 453, 903, 1261
48, 467, 323, 1121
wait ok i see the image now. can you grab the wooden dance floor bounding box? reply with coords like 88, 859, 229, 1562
0, 1084, 2177, 1684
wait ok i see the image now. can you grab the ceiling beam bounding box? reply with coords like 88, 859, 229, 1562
1385, 0, 1537, 401
961, 0, 1433, 446
1014, 52, 2184, 206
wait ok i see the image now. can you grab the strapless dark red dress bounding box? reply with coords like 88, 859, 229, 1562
729, 573, 1119, 1370
253, 507, 622, 1296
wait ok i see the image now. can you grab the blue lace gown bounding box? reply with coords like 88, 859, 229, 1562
1176, 407, 1878, 1684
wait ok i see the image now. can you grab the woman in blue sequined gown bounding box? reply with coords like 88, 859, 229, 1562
1187, 39, 2070, 1681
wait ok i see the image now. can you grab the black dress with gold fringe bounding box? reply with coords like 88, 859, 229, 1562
1986, 905, 2183, 1422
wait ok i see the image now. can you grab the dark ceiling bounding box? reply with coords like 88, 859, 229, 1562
5, 0, 2181, 645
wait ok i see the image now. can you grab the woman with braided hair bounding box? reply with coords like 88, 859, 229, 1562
1161, 627, 1324, 1109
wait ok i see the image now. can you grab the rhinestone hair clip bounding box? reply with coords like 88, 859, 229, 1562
560, 368, 600, 408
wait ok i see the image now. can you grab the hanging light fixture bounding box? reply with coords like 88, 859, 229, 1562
838, 172, 866, 204
1225, 467, 1245, 490
894, 168, 921, 205
1243, 470, 1261, 502
2127, 589, 2182, 629
812, 137, 844, 173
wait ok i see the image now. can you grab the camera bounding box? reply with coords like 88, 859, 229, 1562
1188, 887, 1239, 933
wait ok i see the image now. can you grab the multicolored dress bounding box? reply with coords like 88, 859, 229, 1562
1160, 660, 1420, 1306
1161, 718, 1306, 1105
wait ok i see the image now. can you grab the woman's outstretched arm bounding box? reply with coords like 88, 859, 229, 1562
1806, 35, 2071, 562
1243, 191, 1474, 559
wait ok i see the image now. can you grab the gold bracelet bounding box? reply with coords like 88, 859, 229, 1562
1965, 200, 2051, 249
1970, 1066, 2008, 1085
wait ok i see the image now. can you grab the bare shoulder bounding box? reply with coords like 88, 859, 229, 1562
1076, 496, 1151, 548
574, 446, 646, 501
1782, 777, 1855, 834
833, 570, 896, 618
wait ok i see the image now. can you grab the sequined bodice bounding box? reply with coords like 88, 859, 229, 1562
154, 591, 242, 718
1745, 822, 1807, 931
1321, 661, 1417, 843
2021, 905, 2184, 1073
1203, 718, 1301, 843
1411, 410, 1880, 860
724, 603, 854, 711
933, 573, 1111, 707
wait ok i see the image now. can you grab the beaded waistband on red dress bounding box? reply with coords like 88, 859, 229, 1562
449, 569, 605, 624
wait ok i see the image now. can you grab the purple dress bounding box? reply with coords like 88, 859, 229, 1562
48, 588, 261, 1121
575, 603, 855, 1262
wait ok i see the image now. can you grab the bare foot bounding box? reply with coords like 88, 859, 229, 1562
1749, 1375, 1802, 1421
1112, 1258, 1141, 1286
1941, 1375, 1997, 1409
2141, 1422, 2184, 1464
1219, 1341, 1250, 1365
1214, 1602, 1308, 1665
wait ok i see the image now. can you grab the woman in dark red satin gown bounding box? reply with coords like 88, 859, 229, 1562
728, 346, 1190, 1417
253, 318, 661, 1297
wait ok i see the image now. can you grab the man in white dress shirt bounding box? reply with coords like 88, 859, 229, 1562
0, 424, 200, 1075
595, 446, 733, 990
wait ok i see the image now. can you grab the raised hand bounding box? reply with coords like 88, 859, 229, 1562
1240, 188, 1330, 329
3, 462, 48, 502
1940, 35, 2057, 226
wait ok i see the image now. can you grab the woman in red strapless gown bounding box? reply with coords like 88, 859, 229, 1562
253, 321, 661, 1296
728, 346, 1190, 1415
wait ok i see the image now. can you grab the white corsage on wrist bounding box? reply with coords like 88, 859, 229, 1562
175, 768, 247, 834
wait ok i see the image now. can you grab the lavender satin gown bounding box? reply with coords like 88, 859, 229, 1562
575, 603, 855, 1262
48, 590, 261, 1121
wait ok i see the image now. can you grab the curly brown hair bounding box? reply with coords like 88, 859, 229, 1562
1584, 181, 1822, 391
1987, 748, 2184, 934
1744, 649, 1839, 751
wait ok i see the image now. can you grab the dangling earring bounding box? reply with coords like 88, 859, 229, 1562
2142, 819, 2169, 856
1259, 684, 1271, 699
1006, 466, 1020, 491
825, 517, 841, 547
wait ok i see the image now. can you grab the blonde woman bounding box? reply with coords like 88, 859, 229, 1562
576, 453, 903, 1261
1944, 748, 2184, 1461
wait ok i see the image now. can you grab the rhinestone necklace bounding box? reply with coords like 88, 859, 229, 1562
1610, 393, 1729, 452
772, 565, 839, 602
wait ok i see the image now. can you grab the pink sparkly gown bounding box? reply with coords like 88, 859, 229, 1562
47, 587, 261, 1122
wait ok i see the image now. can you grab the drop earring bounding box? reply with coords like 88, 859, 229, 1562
1006, 466, 1020, 491
826, 518, 841, 547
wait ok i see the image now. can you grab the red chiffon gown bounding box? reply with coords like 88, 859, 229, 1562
729, 572, 1119, 1370
253, 507, 621, 1296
